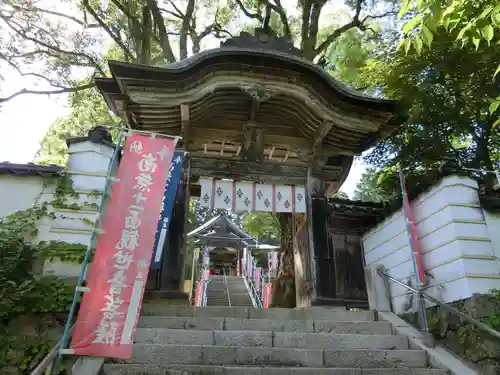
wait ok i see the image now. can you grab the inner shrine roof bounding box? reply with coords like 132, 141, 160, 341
187, 213, 275, 249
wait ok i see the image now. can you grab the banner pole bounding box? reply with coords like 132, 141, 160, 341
51, 130, 124, 374
397, 169, 430, 336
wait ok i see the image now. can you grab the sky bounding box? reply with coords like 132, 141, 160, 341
0, 1, 366, 197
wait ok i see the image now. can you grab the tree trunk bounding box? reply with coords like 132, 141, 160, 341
270, 213, 296, 308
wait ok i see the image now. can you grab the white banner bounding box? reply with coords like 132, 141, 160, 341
199, 179, 306, 213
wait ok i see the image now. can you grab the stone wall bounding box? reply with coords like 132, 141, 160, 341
402, 293, 500, 375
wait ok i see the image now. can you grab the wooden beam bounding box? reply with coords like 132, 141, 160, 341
283, 151, 289, 162
203, 143, 207, 154
268, 147, 276, 160
220, 141, 225, 156
189, 156, 343, 184
236, 145, 241, 156
190, 157, 307, 184
312, 121, 334, 152
180, 103, 190, 146
189, 127, 313, 151
242, 122, 264, 163
249, 97, 259, 121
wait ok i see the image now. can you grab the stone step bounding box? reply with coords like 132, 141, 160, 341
140, 305, 375, 321
134, 329, 408, 350
136, 317, 393, 334
103, 364, 448, 375
126, 344, 428, 368
208, 290, 249, 294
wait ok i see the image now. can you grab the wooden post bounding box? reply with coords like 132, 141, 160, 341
179, 157, 191, 284
160, 178, 187, 291
293, 213, 311, 308
305, 167, 318, 301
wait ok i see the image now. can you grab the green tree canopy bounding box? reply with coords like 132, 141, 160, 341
353, 167, 395, 202
0, 0, 400, 164
359, 27, 500, 194
398, 0, 500, 119
243, 212, 280, 244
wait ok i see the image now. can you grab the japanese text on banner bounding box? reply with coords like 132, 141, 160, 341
70, 135, 175, 359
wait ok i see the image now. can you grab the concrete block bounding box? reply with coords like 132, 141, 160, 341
71, 357, 103, 375
213, 330, 272, 347
130, 344, 204, 365
224, 318, 286, 332
273, 332, 408, 350
129, 344, 323, 367
233, 346, 323, 366
103, 364, 449, 375
282, 319, 315, 332
365, 265, 391, 312
140, 305, 249, 318
247, 307, 375, 321
323, 349, 428, 368
378, 311, 482, 375
133, 328, 214, 345
314, 321, 393, 334
136, 316, 225, 330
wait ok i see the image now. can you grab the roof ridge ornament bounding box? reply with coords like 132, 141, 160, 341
220, 28, 303, 58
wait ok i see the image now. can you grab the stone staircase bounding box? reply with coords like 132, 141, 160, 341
206, 276, 254, 307
102, 304, 449, 374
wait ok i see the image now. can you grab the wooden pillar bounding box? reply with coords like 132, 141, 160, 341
179, 157, 191, 285
269, 213, 296, 308
160, 176, 187, 291
293, 213, 311, 308
306, 167, 335, 304
305, 167, 319, 300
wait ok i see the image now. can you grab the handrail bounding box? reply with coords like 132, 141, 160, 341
378, 270, 500, 341
245, 275, 263, 308
30, 324, 75, 375
222, 268, 231, 306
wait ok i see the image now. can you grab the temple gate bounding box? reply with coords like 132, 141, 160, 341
96, 29, 403, 307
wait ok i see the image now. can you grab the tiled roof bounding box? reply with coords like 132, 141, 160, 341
66, 126, 115, 148
0, 162, 63, 177
327, 198, 390, 217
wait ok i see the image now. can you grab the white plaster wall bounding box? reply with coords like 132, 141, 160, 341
0, 175, 46, 218
41, 140, 113, 279
0, 140, 114, 280
362, 175, 500, 314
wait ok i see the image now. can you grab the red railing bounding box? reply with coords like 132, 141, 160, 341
243, 250, 273, 308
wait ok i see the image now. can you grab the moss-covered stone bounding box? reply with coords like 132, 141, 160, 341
402, 293, 500, 375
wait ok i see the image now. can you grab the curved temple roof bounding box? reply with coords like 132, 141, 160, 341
96, 30, 405, 185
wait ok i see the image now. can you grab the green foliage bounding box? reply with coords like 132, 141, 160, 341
353, 167, 396, 202
35, 84, 120, 165
332, 190, 349, 200
398, 0, 500, 120
0, 207, 74, 374
0, 174, 95, 373
243, 212, 280, 244
362, 27, 500, 193
486, 289, 500, 331
326, 27, 383, 94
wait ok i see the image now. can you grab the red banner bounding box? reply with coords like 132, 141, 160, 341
255, 268, 262, 293
70, 134, 175, 358
194, 280, 203, 306
399, 170, 426, 286
263, 283, 272, 308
